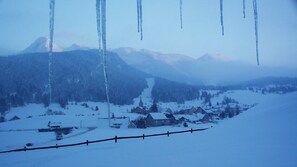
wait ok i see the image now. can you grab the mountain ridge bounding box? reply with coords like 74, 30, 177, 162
114, 47, 297, 85
0, 49, 203, 107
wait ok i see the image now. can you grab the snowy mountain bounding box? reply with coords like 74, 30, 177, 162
21, 37, 63, 53
197, 53, 231, 62
0, 49, 203, 106
0, 50, 148, 105
1, 49, 297, 167
114, 47, 297, 85
113, 47, 202, 85
63, 44, 90, 52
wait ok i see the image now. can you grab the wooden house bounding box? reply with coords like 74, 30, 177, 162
9, 116, 20, 121
131, 106, 148, 115
146, 113, 171, 127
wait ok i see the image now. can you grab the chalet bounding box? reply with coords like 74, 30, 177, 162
196, 107, 206, 114
165, 113, 178, 124
9, 116, 20, 121
176, 107, 206, 115
146, 113, 172, 127
128, 122, 137, 128
131, 107, 148, 115
165, 108, 173, 114
200, 113, 214, 123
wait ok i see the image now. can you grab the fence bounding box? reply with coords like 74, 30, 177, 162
0, 127, 208, 154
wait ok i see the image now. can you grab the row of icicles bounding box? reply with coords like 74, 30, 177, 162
47, 0, 259, 125
136, 0, 259, 64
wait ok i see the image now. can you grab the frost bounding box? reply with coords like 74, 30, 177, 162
48, 0, 55, 105
253, 0, 259, 65
96, 0, 111, 126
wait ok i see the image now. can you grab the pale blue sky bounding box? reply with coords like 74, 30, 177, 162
0, 0, 297, 67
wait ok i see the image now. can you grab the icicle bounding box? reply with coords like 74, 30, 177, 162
139, 0, 143, 40
253, 0, 259, 65
180, 0, 183, 29
96, 0, 111, 126
48, 0, 55, 105
137, 0, 143, 40
137, 0, 140, 32
243, 0, 246, 18
220, 0, 224, 36
96, 0, 101, 49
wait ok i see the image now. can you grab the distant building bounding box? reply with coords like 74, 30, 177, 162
128, 122, 137, 128
131, 107, 149, 115
200, 113, 213, 123
146, 113, 172, 127
9, 116, 20, 121
176, 107, 206, 115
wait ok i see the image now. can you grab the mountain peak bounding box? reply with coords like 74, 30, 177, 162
198, 53, 231, 62
63, 43, 90, 51
21, 37, 63, 54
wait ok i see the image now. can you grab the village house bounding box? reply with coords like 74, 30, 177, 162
176, 106, 206, 115
9, 116, 20, 121
131, 106, 149, 115
146, 113, 173, 127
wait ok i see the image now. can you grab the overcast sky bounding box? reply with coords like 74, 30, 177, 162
0, 0, 297, 67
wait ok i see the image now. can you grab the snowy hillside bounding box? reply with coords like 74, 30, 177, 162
1, 82, 297, 166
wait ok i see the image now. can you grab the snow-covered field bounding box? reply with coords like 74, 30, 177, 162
0, 81, 297, 166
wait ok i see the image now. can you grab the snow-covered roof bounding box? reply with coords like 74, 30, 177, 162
149, 113, 168, 120
175, 115, 198, 122
196, 113, 205, 120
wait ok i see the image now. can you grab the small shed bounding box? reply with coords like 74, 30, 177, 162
146, 113, 171, 127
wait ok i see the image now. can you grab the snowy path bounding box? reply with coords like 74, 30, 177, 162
133, 77, 154, 106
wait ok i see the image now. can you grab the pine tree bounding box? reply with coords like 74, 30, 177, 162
150, 99, 158, 112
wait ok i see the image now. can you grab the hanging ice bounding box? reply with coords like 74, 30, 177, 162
48, 0, 55, 105
96, 0, 101, 48
96, 0, 111, 126
137, 0, 143, 40
220, 0, 224, 36
253, 0, 259, 65
180, 0, 183, 29
243, 0, 246, 18
137, 0, 140, 33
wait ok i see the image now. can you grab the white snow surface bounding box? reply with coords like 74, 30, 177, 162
0, 87, 297, 166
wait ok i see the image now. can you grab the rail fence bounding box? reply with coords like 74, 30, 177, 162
0, 127, 208, 154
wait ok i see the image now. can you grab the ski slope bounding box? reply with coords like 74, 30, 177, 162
0, 90, 296, 167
